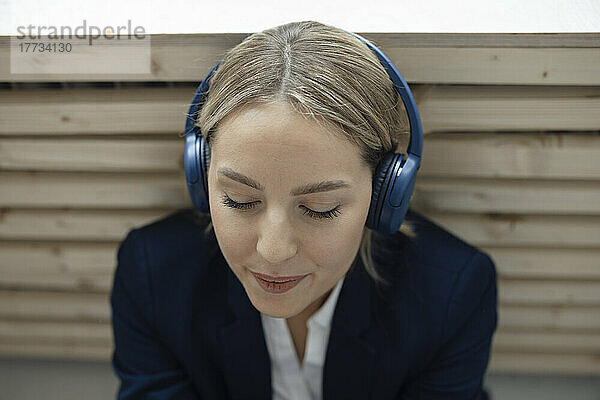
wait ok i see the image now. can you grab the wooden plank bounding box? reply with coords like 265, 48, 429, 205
489, 353, 600, 375
0, 86, 193, 134
0, 138, 181, 172
0, 290, 110, 322
356, 33, 600, 48
0, 242, 116, 274
0, 172, 188, 208
379, 47, 600, 85
482, 247, 600, 280
0, 319, 111, 362
0, 272, 112, 293
1, 34, 599, 84
499, 305, 600, 331
0, 341, 110, 361
412, 178, 600, 214
0, 241, 115, 291
416, 213, 600, 248
499, 280, 600, 306
3, 133, 599, 178
420, 133, 600, 180
417, 85, 600, 134
492, 329, 600, 353
0, 319, 110, 343
0, 209, 170, 241
2, 85, 600, 135
0, 242, 116, 291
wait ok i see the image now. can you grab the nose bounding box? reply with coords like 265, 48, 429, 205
256, 209, 298, 265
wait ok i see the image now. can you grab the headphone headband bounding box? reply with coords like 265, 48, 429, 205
345, 31, 423, 158
184, 28, 424, 234
185, 33, 423, 160
184, 61, 222, 139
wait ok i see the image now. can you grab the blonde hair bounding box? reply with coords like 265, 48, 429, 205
193, 20, 416, 286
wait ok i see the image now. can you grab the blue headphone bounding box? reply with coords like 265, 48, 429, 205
184, 31, 423, 235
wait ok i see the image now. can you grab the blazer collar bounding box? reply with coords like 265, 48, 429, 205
219, 254, 376, 400
322, 256, 376, 400
219, 262, 272, 400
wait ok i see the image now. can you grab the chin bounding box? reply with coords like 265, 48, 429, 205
244, 287, 303, 319
250, 297, 298, 318
259, 307, 293, 319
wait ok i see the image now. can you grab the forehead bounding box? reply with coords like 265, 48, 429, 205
210, 102, 367, 181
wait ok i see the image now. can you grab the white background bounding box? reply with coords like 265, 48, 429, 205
1, 0, 600, 35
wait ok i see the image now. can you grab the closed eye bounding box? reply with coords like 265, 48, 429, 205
220, 193, 342, 220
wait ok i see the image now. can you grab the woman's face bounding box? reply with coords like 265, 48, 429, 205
208, 101, 372, 319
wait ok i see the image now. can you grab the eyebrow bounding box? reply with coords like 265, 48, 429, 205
217, 167, 351, 196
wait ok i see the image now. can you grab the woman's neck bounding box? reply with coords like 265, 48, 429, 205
285, 287, 333, 363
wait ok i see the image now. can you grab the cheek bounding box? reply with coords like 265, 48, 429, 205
302, 210, 367, 269
210, 203, 255, 264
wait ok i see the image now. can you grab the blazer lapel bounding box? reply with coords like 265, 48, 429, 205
323, 257, 377, 400
219, 266, 272, 400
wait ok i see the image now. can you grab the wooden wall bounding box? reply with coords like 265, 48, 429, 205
0, 33, 599, 375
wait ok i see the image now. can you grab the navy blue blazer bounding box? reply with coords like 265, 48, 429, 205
111, 208, 497, 400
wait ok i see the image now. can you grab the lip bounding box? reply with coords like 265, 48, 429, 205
250, 271, 308, 294
250, 271, 308, 282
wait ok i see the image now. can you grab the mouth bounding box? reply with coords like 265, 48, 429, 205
250, 271, 308, 294
250, 271, 308, 283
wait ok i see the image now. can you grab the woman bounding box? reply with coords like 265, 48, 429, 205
111, 21, 497, 400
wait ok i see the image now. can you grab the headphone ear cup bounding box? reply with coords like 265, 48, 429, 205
184, 132, 210, 213
366, 152, 400, 232
378, 153, 420, 234
198, 135, 211, 212
388, 152, 419, 224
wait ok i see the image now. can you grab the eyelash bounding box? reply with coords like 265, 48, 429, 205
220, 193, 342, 220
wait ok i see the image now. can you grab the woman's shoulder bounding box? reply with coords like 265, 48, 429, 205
113, 209, 230, 349
372, 208, 496, 319
118, 209, 220, 276
406, 208, 491, 268
370, 210, 497, 370
370, 211, 498, 388
134, 208, 212, 236
376, 208, 494, 277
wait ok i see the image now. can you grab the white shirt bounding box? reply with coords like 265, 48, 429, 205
260, 275, 346, 400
